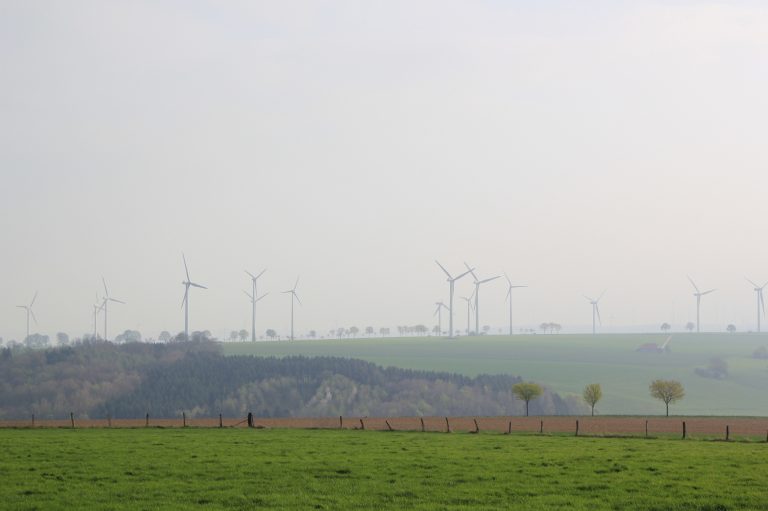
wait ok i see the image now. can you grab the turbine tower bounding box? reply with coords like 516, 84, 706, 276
584, 291, 605, 335
92, 293, 101, 338
282, 277, 301, 341
16, 291, 38, 340
433, 301, 449, 336
746, 278, 767, 333
688, 276, 715, 333
465, 262, 500, 336
245, 269, 267, 341
435, 261, 474, 338
504, 274, 527, 336
181, 254, 207, 340
100, 277, 125, 342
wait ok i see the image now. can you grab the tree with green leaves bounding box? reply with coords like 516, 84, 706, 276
660, 323, 671, 333
238, 329, 249, 342
649, 379, 685, 416
512, 382, 543, 416
582, 383, 602, 416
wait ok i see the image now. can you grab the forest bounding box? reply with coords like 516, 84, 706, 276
0, 341, 585, 420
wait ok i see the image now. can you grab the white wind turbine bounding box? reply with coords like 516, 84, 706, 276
245, 269, 267, 342
100, 277, 125, 342
435, 261, 474, 338
92, 293, 101, 338
746, 278, 768, 333
16, 291, 38, 340
688, 276, 715, 333
584, 291, 605, 335
283, 277, 301, 341
460, 293, 474, 335
434, 301, 449, 336
465, 262, 500, 336
504, 274, 527, 336
181, 254, 207, 340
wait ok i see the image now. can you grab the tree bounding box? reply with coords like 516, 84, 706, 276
649, 379, 685, 416
265, 329, 277, 340
159, 331, 171, 343
660, 323, 671, 333
365, 326, 374, 336
349, 326, 360, 338
229, 331, 238, 342
308, 330, 317, 338
539, 323, 549, 334
238, 329, 249, 342
685, 322, 695, 333
582, 383, 602, 416
726, 324, 736, 334
512, 382, 543, 416
482, 325, 490, 335
432, 325, 440, 335
379, 327, 390, 336
56, 332, 70, 346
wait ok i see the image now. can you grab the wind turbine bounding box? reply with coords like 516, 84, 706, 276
181, 254, 207, 340
746, 278, 768, 333
92, 293, 101, 338
16, 291, 38, 340
465, 262, 500, 336
100, 278, 125, 342
459, 293, 474, 335
435, 261, 474, 338
504, 274, 527, 336
687, 276, 715, 333
245, 269, 267, 341
282, 277, 301, 341
583, 291, 605, 335
434, 301, 449, 336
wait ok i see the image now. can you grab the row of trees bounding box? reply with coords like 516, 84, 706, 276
512, 379, 685, 417
662, 322, 739, 333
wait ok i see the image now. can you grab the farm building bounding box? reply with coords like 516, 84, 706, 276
636, 336, 672, 353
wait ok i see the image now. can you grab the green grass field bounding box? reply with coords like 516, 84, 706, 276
1, 428, 766, 510
222, 333, 768, 416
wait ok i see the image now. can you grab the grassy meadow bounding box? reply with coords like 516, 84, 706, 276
223, 333, 768, 416
1, 428, 766, 510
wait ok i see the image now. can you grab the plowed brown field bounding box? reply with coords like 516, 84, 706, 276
3, 416, 768, 438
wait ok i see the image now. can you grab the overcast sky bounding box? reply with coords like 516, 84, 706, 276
2, 1, 768, 341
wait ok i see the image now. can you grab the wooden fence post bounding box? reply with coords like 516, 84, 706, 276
31, 414, 34, 428
507, 421, 512, 435
539, 420, 543, 434
445, 417, 451, 433
420, 417, 425, 433
385, 420, 393, 431
473, 419, 479, 434
219, 414, 223, 428
682, 421, 686, 439
339, 416, 343, 429
145, 413, 149, 427
359, 418, 365, 430
645, 420, 648, 438
107, 413, 112, 428
575, 420, 579, 437
726, 425, 729, 441
182, 411, 186, 428
70, 412, 75, 429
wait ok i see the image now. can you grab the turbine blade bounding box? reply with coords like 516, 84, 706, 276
597, 290, 606, 302
454, 268, 474, 281
30, 291, 38, 307
687, 275, 700, 293
181, 287, 188, 309
110, 298, 125, 304
747, 277, 760, 288
244, 290, 254, 300
595, 304, 602, 325
102, 277, 109, 298
761, 290, 766, 316
435, 260, 452, 279
701, 289, 716, 296
504, 273, 511, 286
255, 293, 268, 303
478, 276, 500, 285
245, 270, 256, 279
256, 269, 267, 280
294, 292, 302, 306
189, 282, 207, 289
464, 262, 479, 281
583, 295, 594, 302
183, 253, 190, 281
30, 310, 38, 325
293, 277, 300, 291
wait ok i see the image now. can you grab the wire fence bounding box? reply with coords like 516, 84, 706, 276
2, 414, 768, 440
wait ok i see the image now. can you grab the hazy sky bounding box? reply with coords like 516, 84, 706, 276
3, 1, 768, 341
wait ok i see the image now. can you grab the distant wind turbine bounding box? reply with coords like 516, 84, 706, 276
92, 293, 101, 338
459, 293, 474, 335
504, 274, 527, 336
465, 262, 500, 336
16, 291, 38, 340
746, 278, 768, 333
687, 276, 715, 333
100, 277, 125, 342
435, 261, 474, 338
181, 254, 207, 340
246, 269, 267, 341
433, 301, 449, 336
584, 291, 605, 335
282, 277, 301, 341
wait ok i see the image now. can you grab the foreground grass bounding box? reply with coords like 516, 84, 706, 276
1, 429, 766, 510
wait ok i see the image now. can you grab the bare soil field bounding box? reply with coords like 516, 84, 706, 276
2, 416, 768, 439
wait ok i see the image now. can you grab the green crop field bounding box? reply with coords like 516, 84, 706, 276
223, 333, 768, 416
1, 428, 766, 510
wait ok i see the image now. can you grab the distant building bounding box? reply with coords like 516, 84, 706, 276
636, 342, 662, 353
